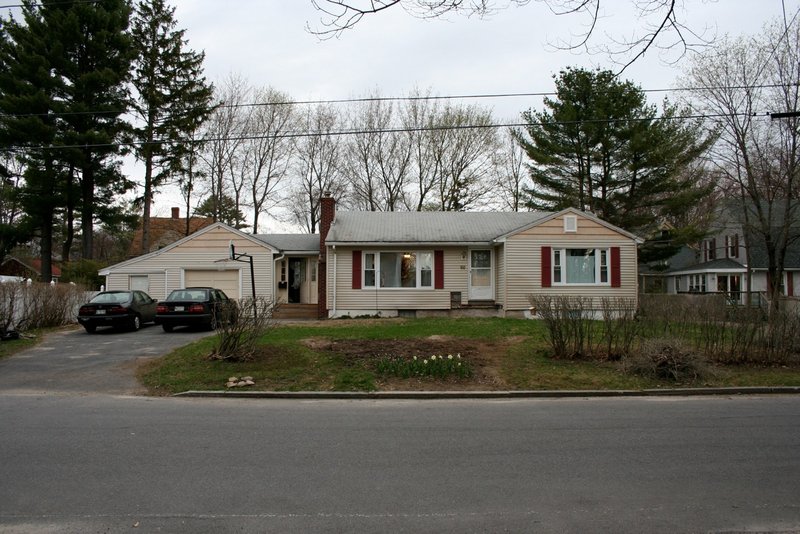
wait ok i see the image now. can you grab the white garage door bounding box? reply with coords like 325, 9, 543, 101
184, 270, 240, 299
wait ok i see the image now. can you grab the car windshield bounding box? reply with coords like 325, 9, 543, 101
166, 289, 207, 302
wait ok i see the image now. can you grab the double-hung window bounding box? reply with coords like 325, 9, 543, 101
363, 251, 433, 289
552, 248, 609, 285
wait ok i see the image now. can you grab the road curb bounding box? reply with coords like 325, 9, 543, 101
174, 386, 800, 399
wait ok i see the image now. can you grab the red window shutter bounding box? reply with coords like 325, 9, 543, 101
352, 250, 362, 289
710, 238, 716, 260
541, 246, 551, 288
611, 247, 621, 288
788, 272, 794, 297
434, 250, 444, 289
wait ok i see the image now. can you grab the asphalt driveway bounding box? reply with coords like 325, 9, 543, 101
0, 324, 215, 395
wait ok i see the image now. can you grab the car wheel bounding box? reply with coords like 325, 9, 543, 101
130, 315, 141, 331
209, 313, 219, 331
84, 324, 97, 334
162, 324, 174, 333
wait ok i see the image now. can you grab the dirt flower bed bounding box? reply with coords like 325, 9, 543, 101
302, 335, 528, 391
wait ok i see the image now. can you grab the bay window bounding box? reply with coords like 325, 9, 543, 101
552, 248, 609, 285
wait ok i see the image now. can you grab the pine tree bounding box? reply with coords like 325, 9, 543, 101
130, 0, 214, 252
0, 0, 135, 273
52, 0, 136, 260
0, 2, 66, 280
516, 67, 714, 235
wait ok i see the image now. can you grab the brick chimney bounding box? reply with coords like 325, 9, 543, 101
171, 207, 180, 219
318, 193, 335, 319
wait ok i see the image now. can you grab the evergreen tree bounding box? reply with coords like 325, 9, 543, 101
52, 0, 135, 259
130, 0, 214, 253
516, 67, 714, 235
194, 194, 247, 229
0, 0, 135, 274
0, 2, 66, 280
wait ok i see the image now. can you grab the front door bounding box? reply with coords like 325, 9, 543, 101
468, 249, 493, 301
288, 258, 306, 303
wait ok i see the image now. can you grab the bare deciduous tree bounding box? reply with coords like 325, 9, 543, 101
493, 128, 529, 211
290, 104, 349, 232
684, 17, 800, 313
241, 87, 297, 233
199, 75, 249, 223
343, 90, 412, 211
309, 0, 712, 71
434, 104, 498, 211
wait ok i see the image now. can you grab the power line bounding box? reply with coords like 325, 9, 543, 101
0, 0, 101, 9
0, 110, 773, 152
1, 82, 798, 120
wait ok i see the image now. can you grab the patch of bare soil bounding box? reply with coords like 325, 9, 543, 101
302, 336, 526, 391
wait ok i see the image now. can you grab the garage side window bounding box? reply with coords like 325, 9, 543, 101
130, 275, 149, 293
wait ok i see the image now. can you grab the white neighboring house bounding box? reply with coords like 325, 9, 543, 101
665, 210, 799, 304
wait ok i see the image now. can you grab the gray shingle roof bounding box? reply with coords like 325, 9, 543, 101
326, 211, 552, 244
255, 233, 320, 253
666, 258, 746, 274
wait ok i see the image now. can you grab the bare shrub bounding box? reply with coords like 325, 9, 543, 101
0, 282, 24, 331
599, 297, 639, 360
210, 297, 279, 362
626, 338, 709, 383
530, 295, 595, 359
0, 282, 87, 331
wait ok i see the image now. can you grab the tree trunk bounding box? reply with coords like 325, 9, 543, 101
80, 157, 94, 260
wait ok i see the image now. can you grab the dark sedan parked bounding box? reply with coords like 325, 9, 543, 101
77, 290, 157, 333
156, 287, 235, 332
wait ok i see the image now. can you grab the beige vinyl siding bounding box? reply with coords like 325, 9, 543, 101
328, 247, 469, 312
531, 214, 625, 238
495, 245, 505, 307
503, 214, 638, 311
102, 227, 274, 301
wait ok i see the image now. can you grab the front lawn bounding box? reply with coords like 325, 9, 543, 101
138, 317, 800, 395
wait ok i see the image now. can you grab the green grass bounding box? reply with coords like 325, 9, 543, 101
138, 317, 800, 395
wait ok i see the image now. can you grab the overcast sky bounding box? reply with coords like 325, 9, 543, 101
141, 1, 799, 225
170, 1, 797, 120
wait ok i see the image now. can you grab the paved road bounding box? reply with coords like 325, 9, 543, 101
0, 324, 214, 395
0, 395, 798, 533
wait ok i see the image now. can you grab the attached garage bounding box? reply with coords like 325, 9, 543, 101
99, 223, 276, 301
184, 269, 241, 299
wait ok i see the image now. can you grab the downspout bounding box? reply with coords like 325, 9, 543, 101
273, 253, 285, 302
503, 243, 508, 318
332, 246, 337, 315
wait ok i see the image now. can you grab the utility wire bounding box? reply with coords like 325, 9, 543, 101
1, 82, 798, 120
0, 110, 774, 152
0, 0, 101, 9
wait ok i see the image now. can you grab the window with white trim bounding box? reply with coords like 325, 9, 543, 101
552, 248, 609, 285
363, 251, 433, 289
689, 274, 706, 292
564, 215, 577, 233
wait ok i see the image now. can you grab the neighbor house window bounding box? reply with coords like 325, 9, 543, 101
363, 251, 433, 289
703, 239, 716, 262
689, 274, 706, 292
552, 248, 609, 285
726, 234, 739, 258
